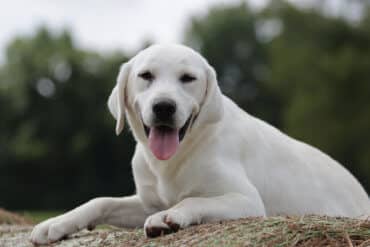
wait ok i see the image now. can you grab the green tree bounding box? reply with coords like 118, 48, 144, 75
0, 28, 136, 209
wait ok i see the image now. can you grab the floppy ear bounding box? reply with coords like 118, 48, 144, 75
107, 62, 131, 135
195, 64, 224, 126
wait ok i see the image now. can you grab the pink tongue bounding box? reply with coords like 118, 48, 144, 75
149, 127, 179, 160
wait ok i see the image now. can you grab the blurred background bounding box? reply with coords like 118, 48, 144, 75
1, 0, 369, 212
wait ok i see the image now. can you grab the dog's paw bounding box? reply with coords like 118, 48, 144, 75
29, 216, 75, 245
144, 210, 190, 238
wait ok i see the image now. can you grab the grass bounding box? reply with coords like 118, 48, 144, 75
19, 211, 62, 224
1, 209, 369, 246
0, 209, 61, 225
0, 208, 33, 225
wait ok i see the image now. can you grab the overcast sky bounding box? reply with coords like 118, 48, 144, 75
0, 0, 363, 62
0, 0, 268, 60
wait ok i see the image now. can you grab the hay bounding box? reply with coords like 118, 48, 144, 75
119, 215, 370, 247
0, 214, 369, 246
0, 208, 32, 225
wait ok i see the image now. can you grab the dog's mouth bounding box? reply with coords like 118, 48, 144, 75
143, 116, 192, 160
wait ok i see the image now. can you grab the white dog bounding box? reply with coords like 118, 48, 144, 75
30, 44, 370, 244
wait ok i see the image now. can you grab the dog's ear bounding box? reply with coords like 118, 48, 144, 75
108, 62, 131, 135
195, 64, 224, 126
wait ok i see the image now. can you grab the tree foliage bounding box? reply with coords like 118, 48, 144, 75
0, 28, 135, 209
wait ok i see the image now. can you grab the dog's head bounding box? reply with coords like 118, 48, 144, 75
108, 44, 223, 160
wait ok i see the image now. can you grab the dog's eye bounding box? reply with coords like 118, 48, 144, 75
139, 71, 154, 81
180, 74, 196, 83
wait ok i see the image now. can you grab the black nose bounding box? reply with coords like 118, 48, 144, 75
152, 100, 176, 121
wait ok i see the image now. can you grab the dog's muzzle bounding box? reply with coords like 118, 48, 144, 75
142, 101, 192, 161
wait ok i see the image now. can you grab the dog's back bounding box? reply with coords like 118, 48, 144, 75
221, 96, 370, 217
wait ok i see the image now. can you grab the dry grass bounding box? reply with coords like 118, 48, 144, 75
115, 215, 370, 247
1, 211, 370, 246
0, 208, 32, 225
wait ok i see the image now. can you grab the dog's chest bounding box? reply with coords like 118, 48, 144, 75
155, 176, 190, 209
144, 156, 200, 209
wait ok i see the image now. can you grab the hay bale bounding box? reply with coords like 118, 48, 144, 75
0, 208, 32, 225
1, 215, 369, 246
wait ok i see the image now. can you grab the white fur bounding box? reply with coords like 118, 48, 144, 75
30, 44, 370, 245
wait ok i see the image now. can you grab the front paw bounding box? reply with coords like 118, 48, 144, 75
144, 210, 189, 238
29, 216, 76, 245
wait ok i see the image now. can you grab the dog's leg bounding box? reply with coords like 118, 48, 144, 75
30, 195, 148, 245
144, 192, 266, 237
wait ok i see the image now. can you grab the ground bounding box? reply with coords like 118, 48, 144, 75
0, 209, 369, 246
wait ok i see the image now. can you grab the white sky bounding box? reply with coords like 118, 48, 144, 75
0, 0, 362, 62
0, 0, 268, 60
